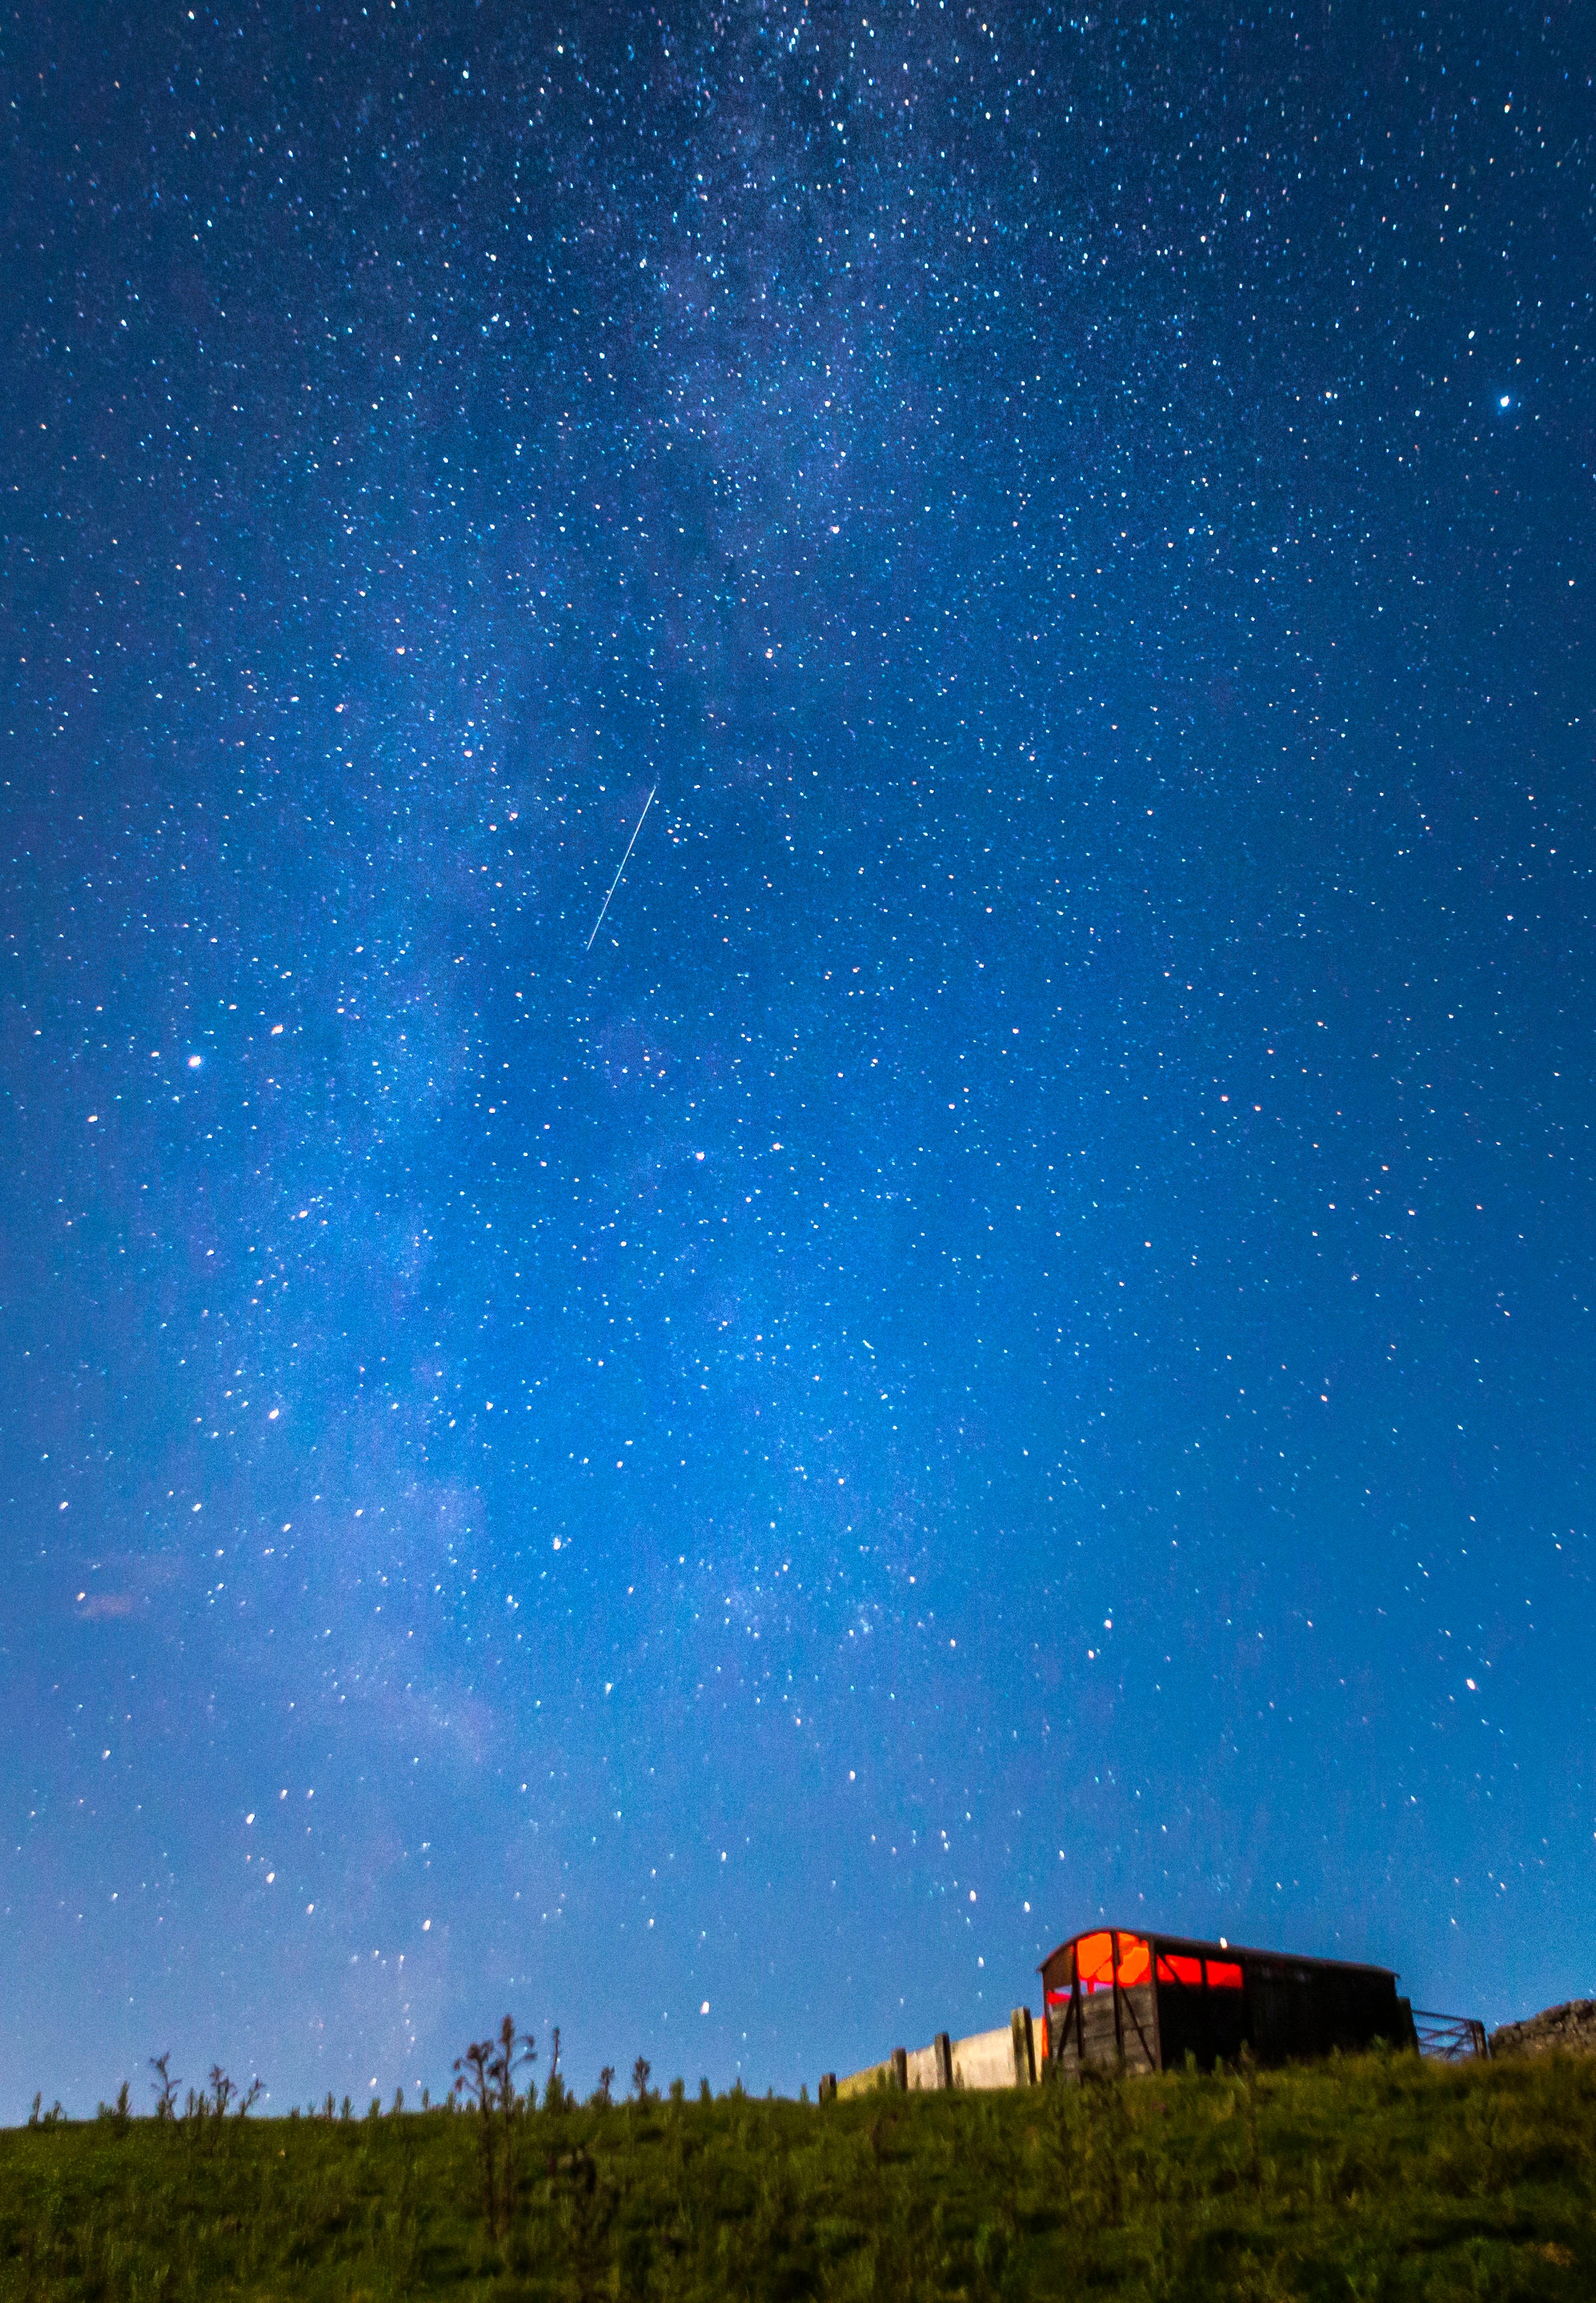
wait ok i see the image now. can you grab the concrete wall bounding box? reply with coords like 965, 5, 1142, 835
904, 2040, 941, 2092
829, 2010, 1036, 2099
950, 2022, 1024, 2092
834, 2059, 893, 2101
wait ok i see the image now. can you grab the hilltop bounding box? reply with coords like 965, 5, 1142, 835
1, 2047, 1592, 2298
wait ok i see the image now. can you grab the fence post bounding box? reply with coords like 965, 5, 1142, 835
1010, 2006, 1037, 2087
890, 2047, 908, 2093
934, 2032, 953, 2090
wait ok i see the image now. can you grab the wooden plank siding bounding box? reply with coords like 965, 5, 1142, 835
1049, 1983, 1158, 2079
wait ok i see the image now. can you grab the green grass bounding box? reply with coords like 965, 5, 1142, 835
1, 2050, 1592, 2300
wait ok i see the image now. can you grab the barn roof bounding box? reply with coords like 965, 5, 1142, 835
1038, 1925, 1400, 1981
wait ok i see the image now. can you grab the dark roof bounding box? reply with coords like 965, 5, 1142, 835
1038, 1925, 1400, 1982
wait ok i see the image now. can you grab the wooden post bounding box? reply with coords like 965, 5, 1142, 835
934, 2032, 953, 2090
819, 2073, 837, 2104
1239, 1954, 1254, 2065
1010, 2006, 1036, 2087
1149, 1936, 1165, 2074
890, 2047, 908, 2093
1111, 1930, 1125, 2071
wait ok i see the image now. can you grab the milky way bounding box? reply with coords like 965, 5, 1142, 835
2, 3, 1591, 2112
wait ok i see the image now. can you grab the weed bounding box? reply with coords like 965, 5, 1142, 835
147, 2056, 178, 2122
454, 2034, 500, 2236
452, 2012, 536, 2242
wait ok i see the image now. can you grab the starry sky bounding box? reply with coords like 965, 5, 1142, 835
3, 1, 1593, 2117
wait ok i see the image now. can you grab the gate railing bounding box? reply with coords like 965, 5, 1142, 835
1413, 2009, 1489, 2061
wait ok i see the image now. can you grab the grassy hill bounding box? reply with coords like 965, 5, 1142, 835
1, 2047, 1592, 2299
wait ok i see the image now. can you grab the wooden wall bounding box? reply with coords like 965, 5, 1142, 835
1048, 1983, 1158, 2078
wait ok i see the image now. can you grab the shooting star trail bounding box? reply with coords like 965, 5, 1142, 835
585, 785, 657, 952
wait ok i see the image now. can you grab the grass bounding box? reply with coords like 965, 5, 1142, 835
0, 2048, 1591, 2300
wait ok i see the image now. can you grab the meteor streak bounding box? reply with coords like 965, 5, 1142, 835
585, 784, 656, 952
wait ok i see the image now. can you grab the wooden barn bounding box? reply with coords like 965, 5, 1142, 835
1040, 1926, 1416, 2076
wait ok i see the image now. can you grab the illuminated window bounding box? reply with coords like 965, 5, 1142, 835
1156, 1953, 1205, 1986
1074, 1931, 1151, 1992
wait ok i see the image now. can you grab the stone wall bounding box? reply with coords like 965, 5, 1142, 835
1489, 2000, 1596, 2060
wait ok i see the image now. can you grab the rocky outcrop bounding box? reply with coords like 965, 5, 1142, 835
1489, 2000, 1596, 2060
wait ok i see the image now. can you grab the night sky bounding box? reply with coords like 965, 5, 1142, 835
3, 1, 1593, 2118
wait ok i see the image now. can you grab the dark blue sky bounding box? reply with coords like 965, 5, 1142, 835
3, 0, 1592, 2115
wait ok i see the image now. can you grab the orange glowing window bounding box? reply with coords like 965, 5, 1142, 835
1074, 1931, 1114, 1990
1206, 1960, 1244, 1990
1074, 1931, 1151, 1992
1157, 1953, 1205, 1986
1117, 1937, 1151, 1986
